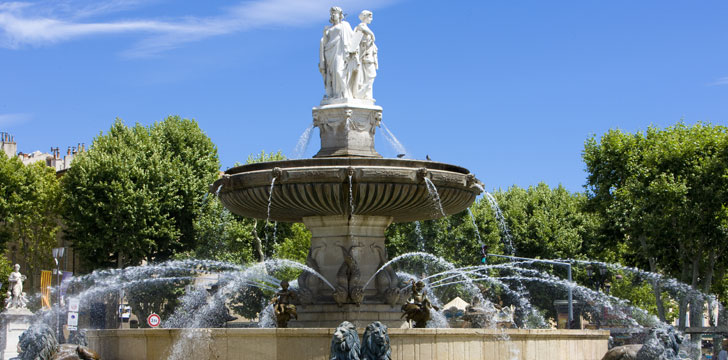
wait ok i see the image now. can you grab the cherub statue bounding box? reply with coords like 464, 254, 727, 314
400, 280, 439, 328
271, 280, 297, 328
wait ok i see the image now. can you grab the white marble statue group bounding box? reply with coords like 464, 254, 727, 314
5, 263, 28, 310
319, 7, 378, 103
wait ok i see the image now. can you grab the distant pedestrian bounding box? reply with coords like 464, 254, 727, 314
719, 347, 728, 360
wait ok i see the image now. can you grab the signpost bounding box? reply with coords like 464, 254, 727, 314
147, 313, 161, 328
67, 298, 80, 332
68, 299, 80, 313
67, 312, 78, 327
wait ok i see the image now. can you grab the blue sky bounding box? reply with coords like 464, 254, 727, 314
1, 0, 726, 192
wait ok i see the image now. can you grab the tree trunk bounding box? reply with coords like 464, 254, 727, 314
639, 235, 666, 322
715, 303, 727, 357
678, 258, 691, 330
252, 219, 265, 263
689, 256, 703, 360
704, 251, 716, 326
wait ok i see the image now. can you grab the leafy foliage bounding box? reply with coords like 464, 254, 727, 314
0, 153, 61, 292
62, 117, 219, 269
583, 122, 728, 325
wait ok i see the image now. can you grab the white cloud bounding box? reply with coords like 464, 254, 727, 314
0, 113, 32, 126
0, 0, 397, 56
710, 77, 728, 86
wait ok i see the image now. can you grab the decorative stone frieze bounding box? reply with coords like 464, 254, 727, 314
313, 103, 382, 158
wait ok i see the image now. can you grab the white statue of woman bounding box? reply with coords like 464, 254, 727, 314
6, 263, 28, 309
319, 7, 360, 101
354, 10, 378, 100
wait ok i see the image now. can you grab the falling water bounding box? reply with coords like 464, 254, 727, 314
364, 252, 452, 291
423, 178, 446, 217
348, 175, 355, 215
272, 221, 278, 249
266, 177, 276, 224
484, 192, 515, 254
561, 259, 715, 303
264, 177, 277, 254
292, 124, 314, 159
467, 208, 483, 245
380, 121, 407, 157
414, 221, 425, 252
472, 183, 485, 194
258, 304, 276, 328
364, 252, 486, 308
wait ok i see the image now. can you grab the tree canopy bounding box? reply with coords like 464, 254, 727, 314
583, 122, 728, 326
62, 116, 219, 269
0, 154, 60, 292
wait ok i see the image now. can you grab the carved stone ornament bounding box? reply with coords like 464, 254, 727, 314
313, 103, 383, 158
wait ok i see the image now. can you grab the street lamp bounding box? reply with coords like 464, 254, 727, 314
52, 247, 65, 340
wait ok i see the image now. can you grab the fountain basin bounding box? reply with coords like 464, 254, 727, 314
88, 328, 609, 360
213, 158, 483, 223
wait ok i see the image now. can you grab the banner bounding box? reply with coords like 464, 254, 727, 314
40, 270, 52, 309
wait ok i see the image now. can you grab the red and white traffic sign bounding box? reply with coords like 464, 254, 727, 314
147, 313, 161, 328
68, 299, 80, 312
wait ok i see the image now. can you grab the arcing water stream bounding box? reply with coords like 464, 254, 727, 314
18, 180, 713, 359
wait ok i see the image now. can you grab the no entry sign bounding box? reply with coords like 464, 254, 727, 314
147, 313, 161, 328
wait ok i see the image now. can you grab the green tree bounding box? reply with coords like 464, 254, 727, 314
0, 154, 61, 293
193, 150, 290, 265
583, 122, 728, 335
192, 150, 314, 320
481, 184, 601, 322
62, 117, 219, 269
490, 183, 598, 260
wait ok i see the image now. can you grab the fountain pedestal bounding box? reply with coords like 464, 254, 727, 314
313, 102, 382, 158
296, 215, 400, 305
0, 308, 33, 360
293, 214, 406, 327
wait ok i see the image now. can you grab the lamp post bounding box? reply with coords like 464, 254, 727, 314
486, 254, 574, 329
52, 247, 65, 341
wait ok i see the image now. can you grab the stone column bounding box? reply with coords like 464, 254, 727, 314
296, 214, 398, 305
0, 308, 33, 360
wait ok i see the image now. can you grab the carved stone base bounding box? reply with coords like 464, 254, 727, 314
288, 304, 406, 329
312, 103, 382, 158
296, 215, 401, 305
0, 308, 33, 360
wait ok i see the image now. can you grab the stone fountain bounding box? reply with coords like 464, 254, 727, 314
212, 6, 482, 328
86, 7, 610, 359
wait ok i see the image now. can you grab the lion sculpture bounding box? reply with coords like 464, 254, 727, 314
330, 321, 361, 360
14, 324, 100, 360
361, 321, 391, 360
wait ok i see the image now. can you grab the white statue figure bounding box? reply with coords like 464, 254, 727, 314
6, 263, 28, 309
319, 7, 361, 101
354, 10, 378, 100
